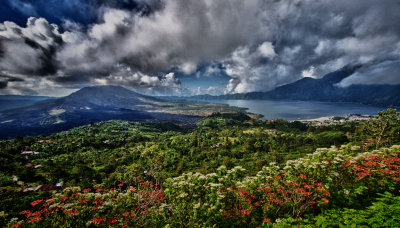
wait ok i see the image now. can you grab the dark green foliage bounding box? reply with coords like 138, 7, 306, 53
278, 192, 400, 227
313, 131, 348, 146
1, 109, 400, 227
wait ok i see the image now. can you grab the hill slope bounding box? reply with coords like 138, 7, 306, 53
0, 95, 54, 111
0, 86, 197, 139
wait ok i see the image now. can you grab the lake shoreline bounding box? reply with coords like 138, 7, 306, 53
201, 99, 385, 121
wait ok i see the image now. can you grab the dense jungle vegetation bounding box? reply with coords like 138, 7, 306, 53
1, 109, 400, 227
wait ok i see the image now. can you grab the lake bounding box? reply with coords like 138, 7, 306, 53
207, 99, 385, 120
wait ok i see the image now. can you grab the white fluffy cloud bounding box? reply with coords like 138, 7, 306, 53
258, 42, 276, 59
194, 86, 224, 96
0, 0, 400, 95
57, 0, 270, 76
0, 17, 62, 75
92, 65, 182, 95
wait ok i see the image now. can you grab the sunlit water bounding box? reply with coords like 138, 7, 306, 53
207, 99, 385, 120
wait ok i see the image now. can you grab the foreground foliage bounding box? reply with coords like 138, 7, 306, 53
1, 109, 400, 227
5, 145, 400, 227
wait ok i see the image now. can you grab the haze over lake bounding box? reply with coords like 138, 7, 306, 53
208, 100, 385, 120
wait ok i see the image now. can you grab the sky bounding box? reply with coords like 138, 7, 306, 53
0, 0, 399, 97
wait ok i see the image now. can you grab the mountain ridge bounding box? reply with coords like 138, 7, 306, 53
192, 67, 400, 107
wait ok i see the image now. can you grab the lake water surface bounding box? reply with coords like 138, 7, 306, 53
208, 100, 385, 120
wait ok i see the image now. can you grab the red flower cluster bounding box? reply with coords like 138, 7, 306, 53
92, 217, 106, 224
65, 209, 79, 215
108, 218, 117, 224
20, 208, 45, 224
350, 152, 400, 183
12, 180, 167, 227
260, 175, 329, 217
30, 200, 44, 207
10, 221, 24, 228
221, 173, 330, 224
94, 198, 104, 205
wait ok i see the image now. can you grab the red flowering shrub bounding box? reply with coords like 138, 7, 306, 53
92, 217, 105, 224
347, 150, 400, 195
222, 173, 330, 225
351, 152, 400, 180
30, 200, 44, 207
8, 180, 165, 227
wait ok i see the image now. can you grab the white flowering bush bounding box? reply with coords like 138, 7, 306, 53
161, 166, 246, 226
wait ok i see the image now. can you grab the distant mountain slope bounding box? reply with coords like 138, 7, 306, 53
193, 66, 400, 107
263, 67, 357, 100
0, 86, 199, 139
0, 95, 54, 111
64, 85, 163, 110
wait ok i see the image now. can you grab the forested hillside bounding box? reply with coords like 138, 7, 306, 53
1, 109, 400, 227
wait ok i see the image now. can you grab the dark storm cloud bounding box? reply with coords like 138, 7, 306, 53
223, 0, 400, 93
0, 75, 24, 82
0, 75, 24, 89
0, 0, 400, 95
0, 17, 63, 76
0, 81, 7, 89
98, 0, 162, 14
338, 60, 400, 87
2, 0, 162, 26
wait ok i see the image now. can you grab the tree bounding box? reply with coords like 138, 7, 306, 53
366, 108, 400, 148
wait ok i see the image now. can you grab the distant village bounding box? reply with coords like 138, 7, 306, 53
298, 114, 371, 126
